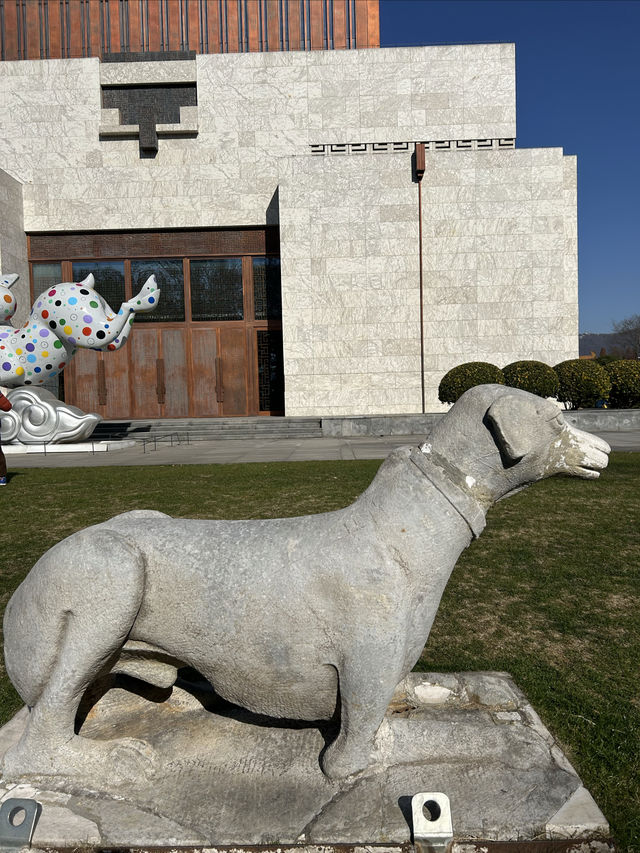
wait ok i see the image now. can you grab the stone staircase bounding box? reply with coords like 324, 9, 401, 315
91, 416, 323, 443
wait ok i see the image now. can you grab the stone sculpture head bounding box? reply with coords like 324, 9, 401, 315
424, 384, 610, 509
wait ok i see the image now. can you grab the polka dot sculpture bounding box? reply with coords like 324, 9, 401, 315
0, 272, 160, 388
0, 274, 18, 324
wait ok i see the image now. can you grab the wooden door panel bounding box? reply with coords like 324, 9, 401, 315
66, 349, 102, 415
162, 328, 189, 417
103, 346, 132, 419
130, 328, 162, 418
219, 327, 248, 417
190, 328, 219, 417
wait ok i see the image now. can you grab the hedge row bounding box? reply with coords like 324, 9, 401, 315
438, 359, 640, 409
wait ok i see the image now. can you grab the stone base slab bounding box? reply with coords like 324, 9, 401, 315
4, 440, 135, 454
0, 673, 610, 849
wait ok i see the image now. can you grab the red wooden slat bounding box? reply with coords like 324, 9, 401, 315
128, 0, 143, 53
26, 1, 41, 59
87, 0, 101, 57
167, 0, 181, 51
66, 0, 84, 57
246, 0, 260, 52
366, 0, 379, 47
354, 0, 369, 48
310, 0, 323, 50
266, 0, 279, 52
333, 0, 346, 49
104, 0, 118, 52
226, 0, 240, 52
287, 0, 301, 50
146, 0, 161, 51
207, 0, 221, 52
3, 0, 19, 60
186, 0, 200, 51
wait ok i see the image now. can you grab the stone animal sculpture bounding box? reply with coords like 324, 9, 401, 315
2, 385, 610, 782
0, 273, 159, 387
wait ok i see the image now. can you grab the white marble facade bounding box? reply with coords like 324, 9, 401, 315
0, 42, 577, 415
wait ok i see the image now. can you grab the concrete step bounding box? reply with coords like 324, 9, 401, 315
92, 417, 323, 442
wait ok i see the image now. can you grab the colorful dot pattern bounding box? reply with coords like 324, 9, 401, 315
0, 279, 17, 324
0, 273, 158, 388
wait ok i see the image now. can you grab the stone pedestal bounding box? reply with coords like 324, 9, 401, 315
0, 673, 610, 850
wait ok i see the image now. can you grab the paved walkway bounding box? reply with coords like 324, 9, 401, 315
5, 428, 639, 468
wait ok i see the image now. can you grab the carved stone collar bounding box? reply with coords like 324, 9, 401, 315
409, 447, 487, 539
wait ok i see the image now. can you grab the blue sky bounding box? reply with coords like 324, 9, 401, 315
380, 0, 640, 333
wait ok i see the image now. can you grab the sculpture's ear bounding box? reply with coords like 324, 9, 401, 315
1, 274, 19, 289
486, 394, 538, 463
80, 273, 95, 287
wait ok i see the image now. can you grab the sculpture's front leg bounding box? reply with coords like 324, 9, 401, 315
321, 657, 401, 780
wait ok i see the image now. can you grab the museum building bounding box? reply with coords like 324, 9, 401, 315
0, 0, 577, 420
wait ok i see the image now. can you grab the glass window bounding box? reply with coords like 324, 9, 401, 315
190, 258, 243, 322
253, 257, 282, 321
131, 259, 184, 322
32, 262, 63, 298
72, 260, 125, 312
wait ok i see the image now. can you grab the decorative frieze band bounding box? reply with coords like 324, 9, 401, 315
310, 138, 516, 156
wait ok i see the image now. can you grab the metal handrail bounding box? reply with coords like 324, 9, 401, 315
140, 433, 191, 453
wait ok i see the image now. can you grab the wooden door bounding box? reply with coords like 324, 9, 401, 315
218, 326, 248, 416
190, 328, 220, 417
162, 328, 189, 417
129, 327, 162, 419
102, 346, 132, 419
65, 349, 101, 416
65, 347, 131, 419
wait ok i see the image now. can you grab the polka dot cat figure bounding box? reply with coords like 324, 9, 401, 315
0, 273, 160, 387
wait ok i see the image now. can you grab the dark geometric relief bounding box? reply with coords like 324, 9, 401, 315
101, 83, 197, 156
257, 330, 285, 412
102, 51, 196, 63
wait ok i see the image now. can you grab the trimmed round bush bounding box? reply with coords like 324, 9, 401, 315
554, 359, 611, 409
438, 362, 505, 405
603, 359, 640, 408
503, 360, 559, 399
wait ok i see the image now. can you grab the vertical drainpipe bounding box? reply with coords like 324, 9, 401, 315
414, 143, 426, 414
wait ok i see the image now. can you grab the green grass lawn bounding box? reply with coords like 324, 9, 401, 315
0, 454, 638, 849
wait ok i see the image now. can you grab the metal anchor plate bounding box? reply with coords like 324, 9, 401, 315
0, 798, 41, 849
412, 792, 453, 853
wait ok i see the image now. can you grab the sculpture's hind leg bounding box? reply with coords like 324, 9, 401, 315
2, 529, 148, 781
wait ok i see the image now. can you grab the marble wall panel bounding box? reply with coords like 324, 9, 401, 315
279, 142, 577, 415
0, 169, 29, 327
100, 60, 196, 85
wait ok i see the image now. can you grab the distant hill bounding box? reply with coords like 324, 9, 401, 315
579, 331, 634, 358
